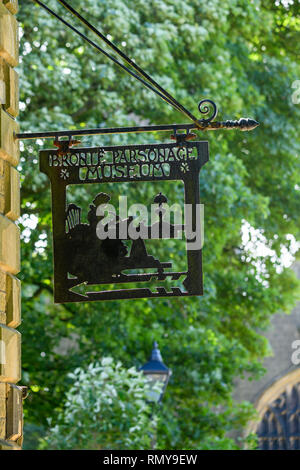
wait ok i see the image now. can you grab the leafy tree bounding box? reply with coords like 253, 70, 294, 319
18, 0, 300, 449
40, 358, 159, 450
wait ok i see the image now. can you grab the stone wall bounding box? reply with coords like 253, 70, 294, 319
0, 0, 23, 450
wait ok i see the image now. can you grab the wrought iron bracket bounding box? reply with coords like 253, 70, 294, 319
15, 117, 259, 142
53, 136, 81, 156
170, 128, 197, 146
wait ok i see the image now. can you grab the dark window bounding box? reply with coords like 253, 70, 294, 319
257, 382, 300, 450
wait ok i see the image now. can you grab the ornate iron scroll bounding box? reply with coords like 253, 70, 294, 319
40, 140, 208, 303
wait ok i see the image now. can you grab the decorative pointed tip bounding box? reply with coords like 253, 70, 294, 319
239, 118, 260, 131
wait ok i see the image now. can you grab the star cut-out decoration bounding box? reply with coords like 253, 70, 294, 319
60, 169, 70, 180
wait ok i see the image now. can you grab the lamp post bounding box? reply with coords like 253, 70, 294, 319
140, 341, 171, 449
140, 341, 172, 404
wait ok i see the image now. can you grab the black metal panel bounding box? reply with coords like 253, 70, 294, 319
40, 140, 208, 303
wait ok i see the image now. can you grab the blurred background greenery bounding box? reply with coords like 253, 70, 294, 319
17, 0, 299, 449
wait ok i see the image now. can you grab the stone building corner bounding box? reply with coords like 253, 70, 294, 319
0, 0, 23, 451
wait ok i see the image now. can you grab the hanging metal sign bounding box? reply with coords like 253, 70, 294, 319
40, 139, 208, 303
21, 1, 260, 305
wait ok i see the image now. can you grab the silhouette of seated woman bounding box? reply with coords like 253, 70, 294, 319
66, 192, 128, 283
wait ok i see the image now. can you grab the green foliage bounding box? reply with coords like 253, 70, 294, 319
18, 0, 300, 449
39, 358, 159, 450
